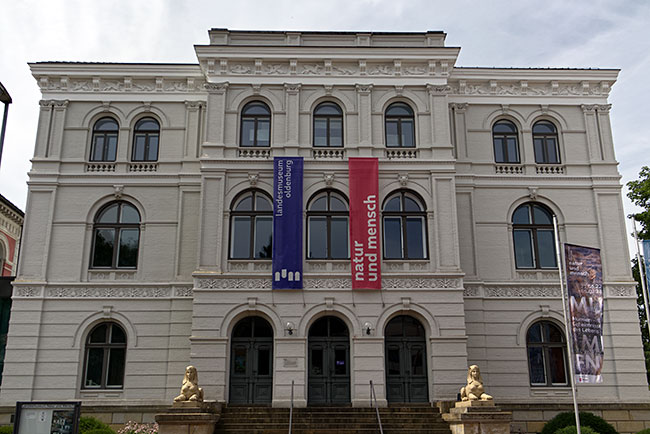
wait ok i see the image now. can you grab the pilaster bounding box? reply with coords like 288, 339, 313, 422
355, 84, 373, 154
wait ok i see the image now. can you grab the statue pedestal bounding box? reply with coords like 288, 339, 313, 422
442, 401, 512, 434
155, 401, 221, 434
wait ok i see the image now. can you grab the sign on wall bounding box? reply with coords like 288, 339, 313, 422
272, 157, 303, 289
14, 401, 81, 434
564, 243, 604, 383
349, 157, 381, 290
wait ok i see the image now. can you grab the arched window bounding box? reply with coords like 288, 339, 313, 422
132, 117, 160, 161
382, 191, 427, 259
527, 320, 568, 386
493, 120, 520, 163
313, 102, 343, 147
90, 117, 119, 161
83, 322, 127, 389
230, 190, 273, 259
385, 102, 415, 148
240, 102, 271, 147
533, 121, 560, 164
307, 190, 349, 259
91, 201, 140, 268
512, 203, 556, 269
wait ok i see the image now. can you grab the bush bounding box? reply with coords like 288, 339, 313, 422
0, 426, 13, 434
79, 416, 113, 434
556, 426, 599, 434
85, 430, 116, 434
637, 430, 650, 434
541, 411, 618, 434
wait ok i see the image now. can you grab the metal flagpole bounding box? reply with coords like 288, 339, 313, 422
553, 215, 581, 434
632, 219, 650, 341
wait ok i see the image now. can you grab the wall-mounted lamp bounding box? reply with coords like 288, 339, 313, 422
285, 321, 296, 336
363, 322, 374, 336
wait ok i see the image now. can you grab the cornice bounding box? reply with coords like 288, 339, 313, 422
451, 67, 619, 82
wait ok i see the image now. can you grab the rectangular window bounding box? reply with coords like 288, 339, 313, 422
330, 217, 349, 259
494, 138, 505, 163
106, 135, 118, 161
231, 216, 251, 258
254, 216, 272, 258
85, 348, 104, 387
528, 346, 546, 385
241, 120, 255, 147
256, 119, 270, 146
537, 229, 557, 268
386, 120, 399, 147
514, 229, 534, 268
507, 137, 519, 163
117, 229, 139, 267
133, 135, 146, 161
308, 217, 327, 259
147, 136, 159, 161
406, 217, 425, 259
92, 136, 105, 161
92, 229, 115, 267
384, 217, 403, 259
106, 348, 125, 387
401, 119, 414, 147
314, 119, 328, 146
330, 119, 343, 147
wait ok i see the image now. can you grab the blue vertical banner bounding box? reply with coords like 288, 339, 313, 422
272, 157, 303, 289
643, 240, 650, 293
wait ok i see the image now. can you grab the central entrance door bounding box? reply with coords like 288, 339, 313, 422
308, 316, 350, 405
229, 316, 273, 404
385, 315, 428, 403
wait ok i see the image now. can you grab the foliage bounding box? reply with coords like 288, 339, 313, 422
627, 166, 650, 240
85, 430, 116, 434
555, 426, 598, 434
0, 426, 13, 434
636, 429, 650, 434
79, 416, 113, 433
541, 411, 617, 434
632, 257, 650, 383
117, 421, 159, 434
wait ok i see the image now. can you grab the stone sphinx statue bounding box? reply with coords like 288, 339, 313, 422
174, 365, 204, 402
460, 365, 493, 401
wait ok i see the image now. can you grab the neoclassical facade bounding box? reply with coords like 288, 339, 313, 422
1, 29, 647, 417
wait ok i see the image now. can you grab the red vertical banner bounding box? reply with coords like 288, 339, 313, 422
349, 157, 381, 289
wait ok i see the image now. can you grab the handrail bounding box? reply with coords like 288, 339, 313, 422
289, 379, 294, 434
370, 380, 384, 434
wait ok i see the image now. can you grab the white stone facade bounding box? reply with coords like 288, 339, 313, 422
1, 29, 646, 409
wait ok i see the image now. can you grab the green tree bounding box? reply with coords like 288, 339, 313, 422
627, 166, 650, 383
627, 165, 650, 239
632, 258, 650, 383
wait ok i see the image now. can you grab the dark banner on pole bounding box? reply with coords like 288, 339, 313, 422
272, 157, 303, 289
349, 157, 381, 290
641, 240, 650, 290
565, 243, 604, 383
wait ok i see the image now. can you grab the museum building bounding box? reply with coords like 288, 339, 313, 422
0, 28, 648, 430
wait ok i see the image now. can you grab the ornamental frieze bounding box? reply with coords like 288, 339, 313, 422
194, 277, 460, 290
463, 284, 635, 298
47, 287, 171, 298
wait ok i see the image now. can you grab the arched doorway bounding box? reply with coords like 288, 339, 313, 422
229, 316, 273, 404
385, 315, 428, 403
308, 316, 350, 405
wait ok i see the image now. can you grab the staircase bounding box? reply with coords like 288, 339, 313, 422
214, 405, 453, 434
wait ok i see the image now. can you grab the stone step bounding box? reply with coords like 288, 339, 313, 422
215, 405, 452, 434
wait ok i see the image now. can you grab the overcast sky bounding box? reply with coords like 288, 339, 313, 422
1, 0, 649, 255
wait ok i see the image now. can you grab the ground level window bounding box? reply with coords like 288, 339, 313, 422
527, 320, 568, 386
83, 322, 127, 389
